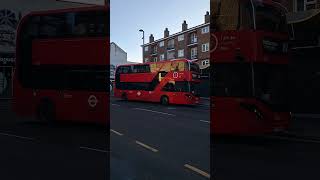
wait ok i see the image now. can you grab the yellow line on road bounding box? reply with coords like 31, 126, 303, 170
135, 140, 159, 153
184, 164, 210, 179
110, 129, 124, 136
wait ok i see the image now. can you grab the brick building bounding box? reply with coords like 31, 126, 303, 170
141, 12, 210, 76
287, 0, 320, 46
289, 0, 320, 11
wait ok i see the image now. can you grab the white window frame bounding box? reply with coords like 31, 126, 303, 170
305, 0, 317, 10
144, 58, 149, 62
144, 46, 149, 51
201, 26, 209, 34
202, 43, 209, 52
167, 51, 175, 60
160, 54, 165, 61
191, 47, 197, 59
168, 39, 175, 49
153, 57, 158, 62
178, 49, 184, 57
159, 41, 164, 47
201, 59, 210, 66
190, 33, 198, 44
178, 34, 184, 41
153, 46, 157, 54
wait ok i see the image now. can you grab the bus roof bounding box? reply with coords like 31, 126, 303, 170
24, 5, 108, 17
116, 58, 194, 67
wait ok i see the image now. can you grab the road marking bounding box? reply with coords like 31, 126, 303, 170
200, 120, 210, 124
110, 129, 123, 136
133, 108, 176, 116
264, 135, 320, 144
135, 140, 159, 153
111, 103, 121, 106
0, 132, 35, 141
184, 164, 210, 179
79, 146, 108, 153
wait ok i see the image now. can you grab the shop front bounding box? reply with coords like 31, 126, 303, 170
0, 53, 14, 99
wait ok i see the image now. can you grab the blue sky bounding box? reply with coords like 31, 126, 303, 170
110, 0, 209, 63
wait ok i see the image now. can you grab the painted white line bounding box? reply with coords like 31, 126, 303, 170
79, 146, 108, 153
135, 140, 159, 153
264, 135, 320, 144
111, 103, 121, 107
133, 108, 176, 116
184, 164, 210, 179
200, 120, 210, 124
0, 132, 35, 141
110, 129, 123, 136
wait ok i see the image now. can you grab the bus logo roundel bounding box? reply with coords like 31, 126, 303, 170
173, 72, 178, 78
211, 33, 218, 52
88, 95, 98, 108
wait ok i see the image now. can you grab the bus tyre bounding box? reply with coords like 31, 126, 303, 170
160, 96, 169, 106
37, 100, 55, 123
121, 93, 128, 101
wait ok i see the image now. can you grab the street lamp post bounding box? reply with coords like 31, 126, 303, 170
139, 29, 145, 62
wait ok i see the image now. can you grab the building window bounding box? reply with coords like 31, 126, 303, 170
168, 39, 175, 49
145, 58, 149, 62
296, 0, 317, 11
144, 46, 149, 51
191, 47, 197, 59
305, 0, 317, 10
152, 46, 157, 54
178, 34, 184, 41
178, 49, 184, 57
159, 41, 164, 47
160, 54, 165, 61
202, 43, 209, 52
201, 26, 209, 34
167, 51, 175, 60
190, 33, 197, 44
153, 57, 158, 62
201, 59, 210, 66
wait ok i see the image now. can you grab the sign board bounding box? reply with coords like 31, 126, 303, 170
56, 0, 106, 6
0, 53, 15, 66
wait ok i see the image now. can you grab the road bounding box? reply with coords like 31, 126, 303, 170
5, 96, 319, 180
110, 96, 210, 180
213, 116, 320, 180
0, 100, 108, 180
0, 97, 210, 180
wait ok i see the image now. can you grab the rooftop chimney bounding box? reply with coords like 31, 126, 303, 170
164, 28, 169, 38
182, 20, 188, 31
149, 34, 154, 43
205, 11, 210, 23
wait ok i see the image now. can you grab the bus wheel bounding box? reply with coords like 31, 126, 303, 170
36, 99, 55, 123
160, 96, 169, 105
121, 93, 128, 101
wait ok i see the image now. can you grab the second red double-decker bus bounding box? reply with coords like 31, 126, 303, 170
114, 59, 201, 105
211, 0, 291, 134
13, 6, 109, 124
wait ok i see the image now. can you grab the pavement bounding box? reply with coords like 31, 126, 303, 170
213, 114, 320, 180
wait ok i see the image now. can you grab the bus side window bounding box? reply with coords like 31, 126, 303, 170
162, 82, 175, 92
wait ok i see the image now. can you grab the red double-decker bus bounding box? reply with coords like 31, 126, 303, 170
211, 0, 291, 134
114, 59, 201, 105
13, 6, 109, 124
